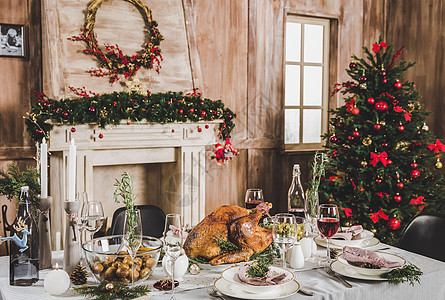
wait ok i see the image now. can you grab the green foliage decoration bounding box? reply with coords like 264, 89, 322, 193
25, 90, 236, 143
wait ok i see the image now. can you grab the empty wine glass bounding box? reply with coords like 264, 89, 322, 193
123, 209, 142, 287
76, 192, 88, 243
272, 213, 297, 268
163, 214, 183, 300
317, 204, 340, 262
82, 201, 104, 241
245, 188, 264, 209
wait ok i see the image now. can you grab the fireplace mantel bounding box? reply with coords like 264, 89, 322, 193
48, 121, 220, 248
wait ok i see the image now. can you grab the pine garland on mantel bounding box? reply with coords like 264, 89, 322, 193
25, 89, 236, 143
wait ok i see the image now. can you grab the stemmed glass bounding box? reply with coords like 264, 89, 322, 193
317, 204, 340, 262
245, 188, 264, 209
82, 201, 104, 241
123, 209, 143, 287
163, 214, 183, 300
272, 213, 297, 268
76, 192, 88, 244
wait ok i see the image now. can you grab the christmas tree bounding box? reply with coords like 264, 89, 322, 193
320, 37, 445, 244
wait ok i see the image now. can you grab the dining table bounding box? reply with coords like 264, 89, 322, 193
1, 242, 445, 300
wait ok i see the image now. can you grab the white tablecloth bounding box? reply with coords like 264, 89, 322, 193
1, 245, 445, 299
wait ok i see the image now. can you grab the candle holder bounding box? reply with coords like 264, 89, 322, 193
63, 200, 80, 275
39, 196, 53, 269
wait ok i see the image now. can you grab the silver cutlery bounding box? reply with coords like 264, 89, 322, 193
298, 287, 315, 296
327, 268, 353, 288
207, 286, 228, 300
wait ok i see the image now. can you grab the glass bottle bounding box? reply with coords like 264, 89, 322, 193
9, 186, 39, 286
288, 164, 306, 220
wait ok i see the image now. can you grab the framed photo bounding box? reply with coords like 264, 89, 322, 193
0, 24, 25, 57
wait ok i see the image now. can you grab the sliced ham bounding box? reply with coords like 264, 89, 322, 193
342, 246, 403, 268
237, 262, 289, 286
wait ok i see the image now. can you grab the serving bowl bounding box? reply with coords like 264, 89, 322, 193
221, 265, 294, 294
337, 251, 405, 276
82, 235, 162, 285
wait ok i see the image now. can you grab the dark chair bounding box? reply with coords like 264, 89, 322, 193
109, 205, 166, 238
2, 204, 14, 255
398, 212, 445, 262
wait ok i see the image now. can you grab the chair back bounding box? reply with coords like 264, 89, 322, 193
1, 205, 13, 255
398, 212, 445, 262
109, 205, 166, 238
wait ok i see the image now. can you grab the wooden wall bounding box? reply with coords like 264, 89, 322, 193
1, 0, 444, 255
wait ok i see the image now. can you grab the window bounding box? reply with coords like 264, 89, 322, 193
284, 16, 329, 150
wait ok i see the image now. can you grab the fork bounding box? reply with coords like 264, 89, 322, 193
326, 268, 353, 288
207, 286, 228, 300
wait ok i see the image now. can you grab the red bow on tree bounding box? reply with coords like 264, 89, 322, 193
394, 106, 403, 113
370, 208, 389, 223
372, 41, 388, 54
370, 152, 389, 167
410, 196, 425, 205
345, 98, 355, 112
428, 140, 445, 153
340, 207, 352, 218
404, 112, 412, 121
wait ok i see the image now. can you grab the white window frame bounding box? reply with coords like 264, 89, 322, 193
284, 16, 330, 151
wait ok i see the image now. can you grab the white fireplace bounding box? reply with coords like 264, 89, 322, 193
48, 121, 220, 247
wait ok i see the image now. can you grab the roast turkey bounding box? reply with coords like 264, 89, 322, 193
183, 205, 273, 265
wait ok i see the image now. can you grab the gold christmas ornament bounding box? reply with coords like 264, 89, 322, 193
436, 158, 443, 169
380, 121, 386, 126
105, 283, 114, 290
189, 263, 200, 275
407, 103, 415, 112
422, 123, 429, 131
360, 83, 367, 89
396, 141, 409, 151
361, 160, 368, 167
362, 137, 372, 146
371, 228, 377, 234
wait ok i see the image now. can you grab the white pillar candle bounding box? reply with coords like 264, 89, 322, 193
68, 138, 76, 201
55, 231, 61, 251
40, 137, 48, 198
44, 263, 70, 295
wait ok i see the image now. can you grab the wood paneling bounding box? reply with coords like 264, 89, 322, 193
386, 0, 445, 138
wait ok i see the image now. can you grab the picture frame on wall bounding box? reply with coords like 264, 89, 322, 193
0, 24, 25, 57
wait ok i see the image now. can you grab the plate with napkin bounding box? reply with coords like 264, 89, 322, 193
316, 225, 378, 248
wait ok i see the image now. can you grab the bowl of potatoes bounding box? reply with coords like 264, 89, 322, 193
82, 235, 162, 285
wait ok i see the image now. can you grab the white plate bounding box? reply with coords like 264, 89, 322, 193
221, 265, 294, 294
337, 251, 405, 276
214, 277, 300, 300
315, 236, 380, 249
329, 229, 374, 247
330, 260, 387, 281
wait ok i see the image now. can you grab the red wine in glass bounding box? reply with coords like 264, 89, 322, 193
245, 200, 264, 209
317, 217, 340, 238
289, 208, 306, 219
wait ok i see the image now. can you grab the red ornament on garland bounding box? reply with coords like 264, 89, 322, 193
387, 159, 392, 165
63, 111, 69, 117
359, 75, 367, 82
205, 124, 209, 129
348, 136, 355, 141
375, 178, 382, 183
394, 194, 402, 202
382, 78, 388, 84
35, 129, 44, 137
395, 80, 402, 88
388, 217, 401, 230
351, 107, 360, 115
410, 169, 420, 178
98, 133, 104, 139
201, 111, 206, 117
375, 101, 388, 112
381, 142, 388, 148
396, 182, 404, 189
367, 97, 375, 105
349, 62, 357, 69
71, 127, 76, 133
197, 127, 202, 133
189, 108, 195, 113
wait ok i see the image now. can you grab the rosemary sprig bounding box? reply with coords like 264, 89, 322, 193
380, 263, 422, 286
212, 232, 239, 253
246, 257, 271, 278
307, 152, 328, 218
249, 243, 280, 264
114, 172, 138, 250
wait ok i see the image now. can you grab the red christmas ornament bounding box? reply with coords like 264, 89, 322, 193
375, 178, 382, 183
398, 125, 405, 131
411, 162, 418, 169
395, 81, 402, 88
359, 75, 367, 82
388, 217, 401, 230
35, 129, 44, 137
198, 127, 202, 132
382, 78, 388, 84
349, 62, 357, 69
410, 169, 420, 178
396, 182, 404, 189
381, 142, 388, 147
201, 111, 206, 117
179, 109, 183, 114
348, 136, 355, 141
127, 121, 130, 125
375, 101, 388, 112
380, 70, 387, 76
337, 123, 344, 128
189, 108, 195, 113
374, 124, 381, 130
394, 195, 402, 202
63, 111, 69, 117
367, 97, 375, 105
88, 107, 95, 112
330, 136, 338, 143
352, 131, 360, 137
387, 159, 392, 165
351, 107, 360, 115
71, 127, 76, 133
171, 129, 175, 133
98, 133, 104, 139
205, 124, 209, 129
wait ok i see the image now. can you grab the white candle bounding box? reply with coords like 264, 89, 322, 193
55, 231, 61, 251
40, 137, 48, 198
68, 138, 76, 201
44, 263, 70, 295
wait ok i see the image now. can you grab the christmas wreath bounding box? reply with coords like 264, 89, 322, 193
69, 0, 164, 83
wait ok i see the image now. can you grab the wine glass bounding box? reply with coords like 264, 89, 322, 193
76, 192, 88, 244
163, 214, 183, 300
245, 188, 264, 209
272, 213, 297, 268
317, 204, 340, 262
82, 201, 104, 241
123, 209, 142, 287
